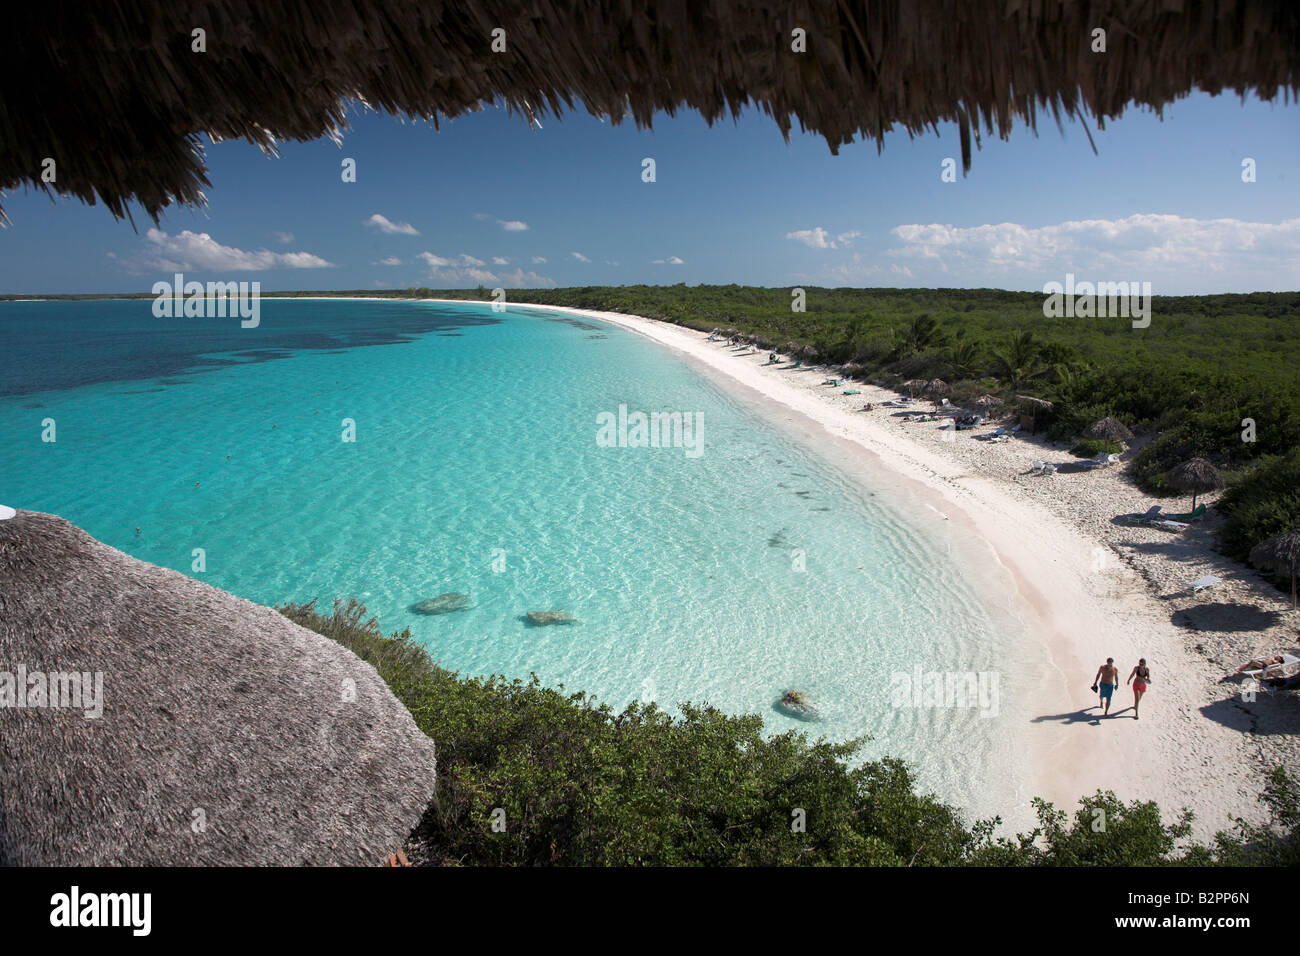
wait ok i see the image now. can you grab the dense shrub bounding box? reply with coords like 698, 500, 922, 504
281, 598, 1298, 867
1070, 439, 1122, 458
1216, 450, 1300, 565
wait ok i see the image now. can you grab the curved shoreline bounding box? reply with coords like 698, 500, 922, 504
462, 300, 1296, 841
283, 295, 1293, 840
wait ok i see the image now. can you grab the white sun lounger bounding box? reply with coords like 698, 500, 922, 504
1149, 519, 1189, 532
1190, 574, 1222, 594
1084, 452, 1121, 469
1239, 654, 1300, 679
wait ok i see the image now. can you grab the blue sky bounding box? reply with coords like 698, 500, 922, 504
1, 91, 1297, 294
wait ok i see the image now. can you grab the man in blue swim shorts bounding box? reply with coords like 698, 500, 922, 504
1093, 657, 1119, 716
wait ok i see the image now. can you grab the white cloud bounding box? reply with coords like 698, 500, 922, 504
377, 256, 402, 266
571, 251, 591, 263
273, 231, 294, 244
786, 227, 839, 249
365, 213, 419, 236
130, 228, 335, 272
418, 251, 555, 288
492, 256, 510, 265
498, 220, 529, 232
809, 214, 1300, 293
531, 256, 548, 264
653, 255, 685, 265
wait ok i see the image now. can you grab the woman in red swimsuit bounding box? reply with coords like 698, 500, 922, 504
1127, 658, 1151, 719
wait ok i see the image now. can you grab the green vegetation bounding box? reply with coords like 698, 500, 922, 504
1070, 439, 1123, 459
280, 598, 1299, 866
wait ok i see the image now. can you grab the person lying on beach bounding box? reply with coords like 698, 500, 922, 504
1093, 658, 1118, 715
1127, 659, 1151, 720
1237, 655, 1285, 672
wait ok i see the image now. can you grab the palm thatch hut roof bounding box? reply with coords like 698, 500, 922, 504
902, 378, 929, 397
1084, 416, 1135, 443
1016, 395, 1054, 413
0, 510, 438, 866
1249, 529, 1300, 606
2, 1, 1296, 222
1167, 457, 1225, 509
924, 378, 951, 397
973, 394, 1004, 410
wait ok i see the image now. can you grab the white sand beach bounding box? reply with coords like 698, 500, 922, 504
465, 301, 1300, 841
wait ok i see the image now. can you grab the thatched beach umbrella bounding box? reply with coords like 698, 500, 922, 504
973, 394, 1004, 411
924, 379, 951, 398
902, 379, 928, 397
1249, 529, 1300, 607
0, 511, 438, 866
1084, 416, 1135, 444
1167, 458, 1225, 511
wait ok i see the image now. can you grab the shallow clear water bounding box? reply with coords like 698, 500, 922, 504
0, 298, 1034, 825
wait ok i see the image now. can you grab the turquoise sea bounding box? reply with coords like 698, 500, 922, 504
0, 298, 1035, 823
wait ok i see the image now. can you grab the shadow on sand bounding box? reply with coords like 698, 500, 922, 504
1172, 602, 1284, 632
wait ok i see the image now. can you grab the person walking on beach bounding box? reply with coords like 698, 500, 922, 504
1127, 659, 1151, 719
1093, 658, 1119, 716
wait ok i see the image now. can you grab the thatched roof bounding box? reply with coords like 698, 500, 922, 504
924, 378, 951, 396
2, 1, 1297, 221
1167, 457, 1225, 493
1250, 530, 1300, 575
1251, 529, 1300, 605
1016, 394, 1054, 412
1084, 416, 1135, 442
0, 511, 437, 866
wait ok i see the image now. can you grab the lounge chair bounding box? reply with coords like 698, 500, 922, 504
1030, 461, 1057, 476
1121, 505, 1163, 522
1236, 654, 1300, 680
1084, 452, 1121, 469
843, 389, 861, 395
1148, 519, 1189, 533
1164, 503, 1208, 522
1189, 574, 1222, 594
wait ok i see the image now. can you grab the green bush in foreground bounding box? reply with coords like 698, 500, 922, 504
281, 599, 1299, 866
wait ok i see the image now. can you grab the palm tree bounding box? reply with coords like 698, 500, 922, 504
945, 340, 983, 380
897, 313, 947, 356
991, 331, 1048, 392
